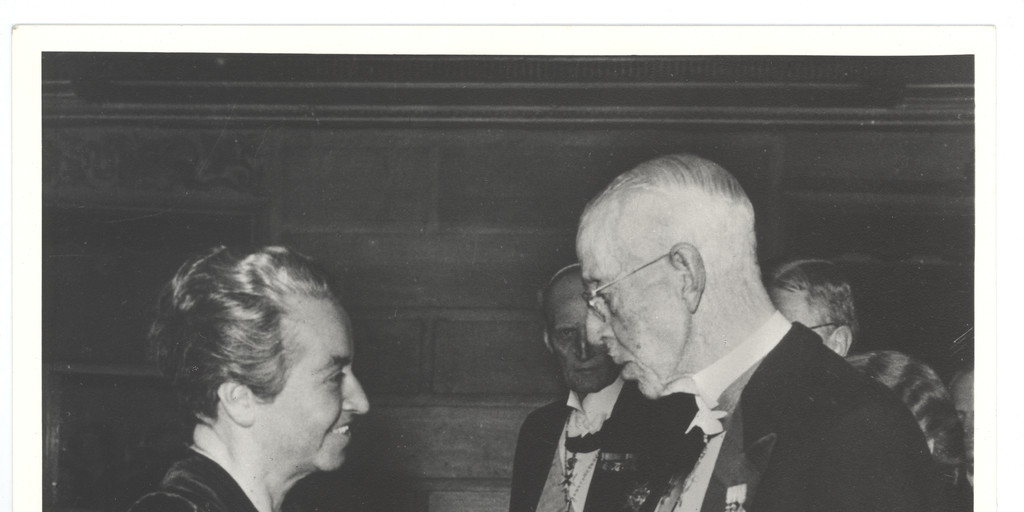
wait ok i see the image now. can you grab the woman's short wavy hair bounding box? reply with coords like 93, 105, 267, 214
149, 245, 339, 424
846, 350, 966, 469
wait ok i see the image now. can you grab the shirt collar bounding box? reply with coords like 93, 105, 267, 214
566, 376, 624, 423
664, 311, 791, 409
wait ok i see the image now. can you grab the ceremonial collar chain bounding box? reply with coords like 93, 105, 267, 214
563, 446, 599, 509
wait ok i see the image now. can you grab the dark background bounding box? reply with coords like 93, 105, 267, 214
41, 53, 974, 512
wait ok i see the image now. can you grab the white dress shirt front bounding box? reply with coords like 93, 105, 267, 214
561, 376, 625, 510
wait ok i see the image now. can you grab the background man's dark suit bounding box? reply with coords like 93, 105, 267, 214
511, 381, 691, 512
695, 324, 941, 512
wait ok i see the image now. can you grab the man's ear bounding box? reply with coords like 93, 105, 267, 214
216, 381, 258, 428
825, 325, 853, 357
667, 242, 705, 313
542, 330, 554, 353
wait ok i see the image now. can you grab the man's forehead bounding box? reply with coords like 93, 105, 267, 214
578, 242, 621, 284
578, 213, 662, 284
579, 200, 627, 269
950, 371, 973, 405
546, 271, 585, 318
771, 288, 822, 324
580, 187, 677, 243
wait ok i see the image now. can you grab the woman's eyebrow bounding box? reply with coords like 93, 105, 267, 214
318, 355, 352, 374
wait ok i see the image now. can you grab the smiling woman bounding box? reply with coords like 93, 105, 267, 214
129, 246, 369, 512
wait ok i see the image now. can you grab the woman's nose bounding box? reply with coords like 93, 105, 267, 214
343, 372, 370, 415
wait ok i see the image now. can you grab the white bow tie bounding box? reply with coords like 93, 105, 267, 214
685, 395, 727, 437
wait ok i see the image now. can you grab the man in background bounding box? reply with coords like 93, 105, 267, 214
767, 258, 858, 356
510, 264, 690, 512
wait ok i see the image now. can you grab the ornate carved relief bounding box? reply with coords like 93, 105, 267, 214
43, 130, 265, 200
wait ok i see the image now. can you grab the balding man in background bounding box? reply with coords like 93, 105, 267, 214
767, 258, 858, 356
577, 154, 939, 512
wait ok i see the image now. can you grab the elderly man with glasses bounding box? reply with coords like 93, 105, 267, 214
576, 154, 941, 512
766, 258, 859, 357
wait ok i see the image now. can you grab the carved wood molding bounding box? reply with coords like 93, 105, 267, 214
43, 54, 975, 85
43, 102, 975, 129
42, 54, 974, 128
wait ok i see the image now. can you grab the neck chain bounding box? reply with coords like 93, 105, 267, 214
563, 446, 599, 509
677, 433, 720, 502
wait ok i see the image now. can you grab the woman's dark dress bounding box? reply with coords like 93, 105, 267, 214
129, 451, 259, 512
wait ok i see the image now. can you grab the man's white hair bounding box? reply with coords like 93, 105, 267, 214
578, 154, 765, 318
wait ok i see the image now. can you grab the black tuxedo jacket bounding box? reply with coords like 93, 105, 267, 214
695, 324, 942, 512
510, 381, 689, 512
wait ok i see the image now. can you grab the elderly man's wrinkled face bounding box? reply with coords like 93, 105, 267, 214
547, 272, 621, 396
253, 296, 370, 477
578, 232, 693, 399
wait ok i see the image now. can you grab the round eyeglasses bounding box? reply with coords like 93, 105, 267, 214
582, 251, 670, 322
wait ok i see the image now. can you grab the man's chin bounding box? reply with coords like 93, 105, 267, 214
637, 379, 664, 399
621, 364, 662, 398
569, 375, 615, 395
620, 362, 641, 381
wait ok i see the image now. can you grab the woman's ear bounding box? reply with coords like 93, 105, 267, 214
667, 242, 706, 313
216, 381, 258, 428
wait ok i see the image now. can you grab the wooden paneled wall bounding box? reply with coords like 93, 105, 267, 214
41, 54, 975, 512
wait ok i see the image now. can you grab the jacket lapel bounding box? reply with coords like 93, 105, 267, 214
698, 325, 836, 512
522, 405, 571, 512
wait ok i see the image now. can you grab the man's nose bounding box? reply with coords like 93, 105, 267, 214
585, 310, 613, 351
577, 332, 594, 359
343, 372, 371, 415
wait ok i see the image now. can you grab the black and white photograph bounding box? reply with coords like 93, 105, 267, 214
12, 25, 995, 512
